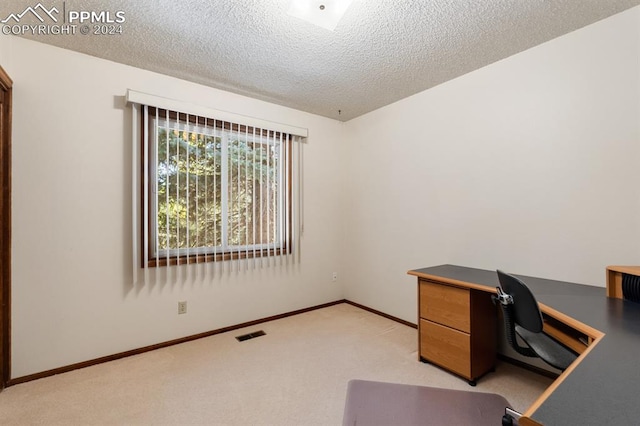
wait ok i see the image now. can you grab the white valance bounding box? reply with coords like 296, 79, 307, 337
126, 89, 309, 138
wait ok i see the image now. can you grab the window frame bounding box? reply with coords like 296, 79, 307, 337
142, 107, 293, 268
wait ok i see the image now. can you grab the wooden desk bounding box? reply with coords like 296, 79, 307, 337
408, 265, 640, 426
417, 277, 497, 385
606, 265, 640, 299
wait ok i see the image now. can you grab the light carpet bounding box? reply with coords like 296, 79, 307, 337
0, 303, 552, 425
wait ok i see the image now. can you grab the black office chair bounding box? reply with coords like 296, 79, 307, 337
495, 270, 577, 371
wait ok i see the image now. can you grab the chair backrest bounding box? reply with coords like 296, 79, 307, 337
496, 270, 544, 333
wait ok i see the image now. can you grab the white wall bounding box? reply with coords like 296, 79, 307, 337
0, 33, 13, 73
0, 36, 347, 378
343, 7, 640, 322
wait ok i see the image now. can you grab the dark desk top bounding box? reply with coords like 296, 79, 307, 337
409, 264, 640, 425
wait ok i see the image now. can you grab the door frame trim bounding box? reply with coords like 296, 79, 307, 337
0, 65, 13, 389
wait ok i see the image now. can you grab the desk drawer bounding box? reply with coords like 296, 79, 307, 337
420, 319, 471, 378
420, 280, 470, 333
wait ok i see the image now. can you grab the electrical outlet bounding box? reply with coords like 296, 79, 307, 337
332, 272, 338, 282
178, 301, 187, 315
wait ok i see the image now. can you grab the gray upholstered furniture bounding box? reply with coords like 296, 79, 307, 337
496, 270, 578, 371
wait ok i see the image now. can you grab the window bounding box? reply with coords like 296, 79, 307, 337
143, 107, 293, 267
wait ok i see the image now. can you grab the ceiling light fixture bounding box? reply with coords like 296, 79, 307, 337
287, 0, 354, 31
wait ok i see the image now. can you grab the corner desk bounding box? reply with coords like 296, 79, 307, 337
408, 264, 640, 426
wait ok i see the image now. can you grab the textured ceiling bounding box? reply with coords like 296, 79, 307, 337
2, 0, 639, 121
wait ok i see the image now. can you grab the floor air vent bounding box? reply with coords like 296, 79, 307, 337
235, 330, 266, 342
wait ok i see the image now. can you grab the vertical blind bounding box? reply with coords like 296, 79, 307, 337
128, 91, 306, 283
